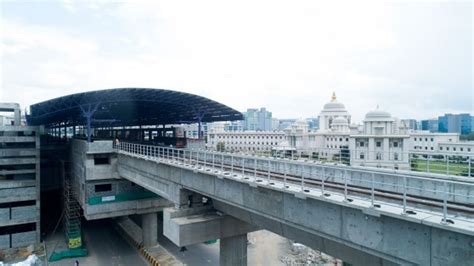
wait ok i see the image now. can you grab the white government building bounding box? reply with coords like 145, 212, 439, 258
206, 93, 473, 170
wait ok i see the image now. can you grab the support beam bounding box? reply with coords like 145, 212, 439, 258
163, 206, 257, 247
220, 233, 247, 266
142, 212, 158, 247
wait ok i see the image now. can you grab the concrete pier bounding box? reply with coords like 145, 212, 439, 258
220, 233, 248, 266
142, 212, 158, 246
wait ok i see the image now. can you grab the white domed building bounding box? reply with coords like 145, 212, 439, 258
330, 116, 350, 133
349, 106, 410, 170
274, 93, 353, 160
318, 92, 351, 131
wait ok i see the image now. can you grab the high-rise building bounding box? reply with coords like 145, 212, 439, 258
271, 118, 279, 131
471, 116, 474, 133
306, 117, 319, 130
421, 119, 439, 132
277, 119, 297, 131
438, 113, 472, 134
243, 108, 272, 131
401, 119, 418, 130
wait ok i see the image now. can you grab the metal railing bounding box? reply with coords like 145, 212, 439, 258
271, 146, 473, 177
116, 142, 474, 226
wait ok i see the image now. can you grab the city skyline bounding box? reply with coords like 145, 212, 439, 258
1, 1, 472, 123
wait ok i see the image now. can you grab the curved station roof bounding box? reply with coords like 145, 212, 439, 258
27, 88, 243, 127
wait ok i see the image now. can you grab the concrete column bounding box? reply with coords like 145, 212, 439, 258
383, 138, 390, 161
142, 212, 158, 247
368, 138, 375, 161
220, 233, 247, 266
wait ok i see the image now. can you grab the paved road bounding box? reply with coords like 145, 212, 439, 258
46, 219, 147, 266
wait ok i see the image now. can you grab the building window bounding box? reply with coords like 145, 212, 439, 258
394, 153, 399, 161
431, 138, 434, 142
460, 148, 464, 152
440, 147, 443, 151
393, 142, 398, 148
94, 155, 110, 165
468, 148, 471, 152
95, 184, 112, 192
376, 152, 382, 160
359, 153, 365, 159
431, 147, 434, 150
425, 138, 428, 141
414, 138, 417, 141
359, 141, 365, 147
376, 141, 381, 147
453, 147, 456, 151
447, 147, 450, 151
339, 138, 342, 141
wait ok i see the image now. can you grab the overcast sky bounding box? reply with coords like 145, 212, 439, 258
0, 0, 472, 123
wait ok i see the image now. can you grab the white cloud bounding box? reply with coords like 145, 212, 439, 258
0, 0, 471, 123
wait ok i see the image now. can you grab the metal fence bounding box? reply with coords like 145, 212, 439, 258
116, 142, 474, 225
274, 147, 473, 177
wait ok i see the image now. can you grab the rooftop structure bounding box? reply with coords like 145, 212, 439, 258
27, 88, 243, 141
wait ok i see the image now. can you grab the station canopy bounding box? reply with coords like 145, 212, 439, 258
27, 88, 243, 127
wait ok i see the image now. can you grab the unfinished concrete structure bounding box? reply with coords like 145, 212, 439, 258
115, 144, 474, 265
24, 88, 243, 250
0, 103, 40, 250
22, 88, 474, 265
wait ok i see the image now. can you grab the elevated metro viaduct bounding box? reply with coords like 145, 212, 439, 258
27, 88, 474, 266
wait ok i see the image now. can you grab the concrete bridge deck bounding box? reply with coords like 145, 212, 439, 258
116, 142, 474, 265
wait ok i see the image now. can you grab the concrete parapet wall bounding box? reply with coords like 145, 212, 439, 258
71, 139, 113, 154
0, 235, 9, 249
0, 208, 9, 223
86, 140, 114, 154
84, 198, 172, 220
0, 136, 36, 143
0, 149, 37, 157
0, 206, 38, 226
11, 231, 36, 248
0, 180, 36, 189
0, 158, 36, 165
11, 206, 38, 221
0, 126, 36, 132
0, 187, 36, 203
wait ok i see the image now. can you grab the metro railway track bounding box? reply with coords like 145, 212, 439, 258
168, 156, 474, 217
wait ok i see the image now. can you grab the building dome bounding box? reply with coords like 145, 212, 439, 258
322, 92, 346, 111
365, 106, 392, 120
332, 116, 348, 125
318, 92, 351, 131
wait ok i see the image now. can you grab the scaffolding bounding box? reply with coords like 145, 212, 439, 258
49, 160, 87, 262
63, 165, 82, 249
